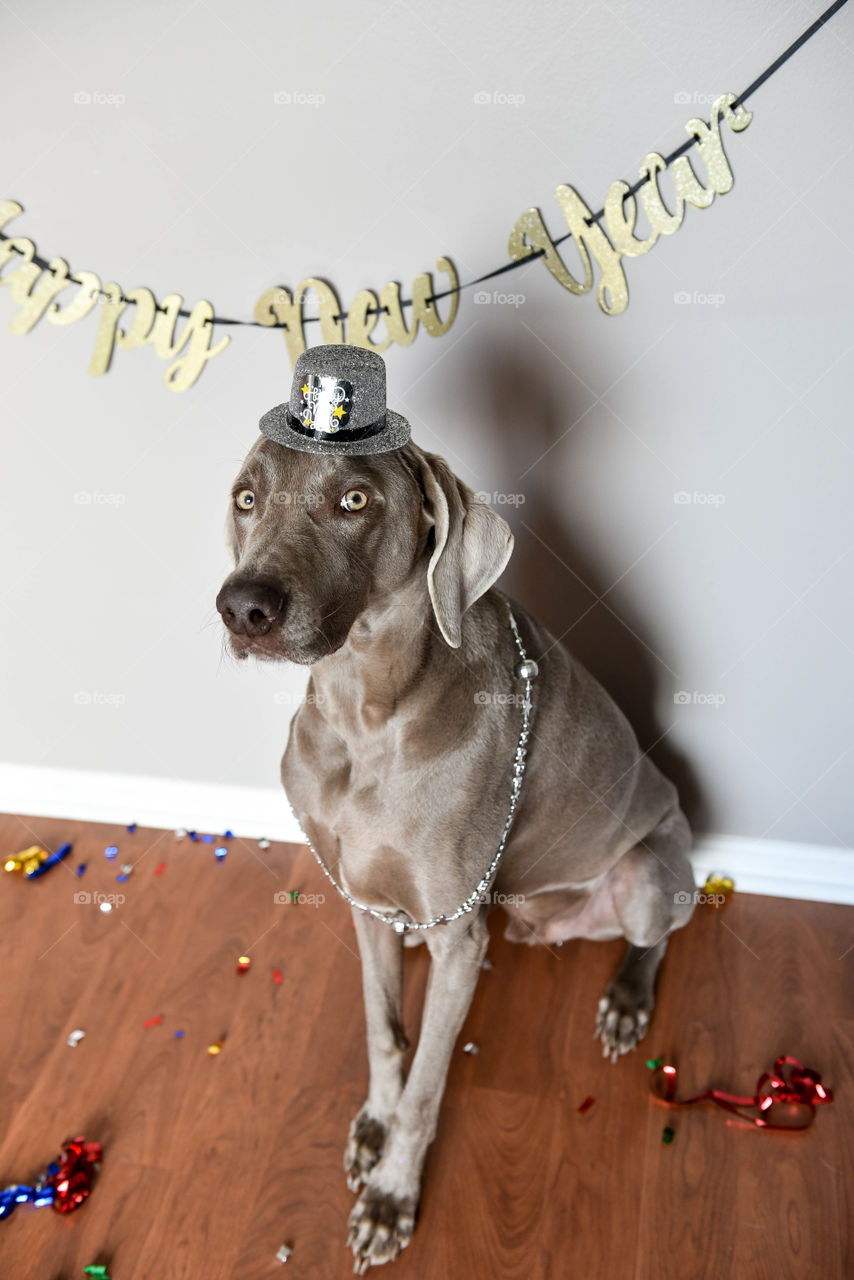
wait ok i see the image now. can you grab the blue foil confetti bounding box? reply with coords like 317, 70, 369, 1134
105, 846, 118, 860
26, 844, 72, 880
202, 834, 214, 844
76, 864, 87, 877
214, 847, 228, 860
127, 823, 137, 833
223, 829, 234, 839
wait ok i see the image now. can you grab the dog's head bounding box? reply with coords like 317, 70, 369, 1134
216, 437, 513, 664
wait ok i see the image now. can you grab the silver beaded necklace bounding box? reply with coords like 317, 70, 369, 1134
289, 606, 537, 933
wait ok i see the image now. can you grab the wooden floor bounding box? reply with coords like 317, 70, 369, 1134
0, 813, 850, 1279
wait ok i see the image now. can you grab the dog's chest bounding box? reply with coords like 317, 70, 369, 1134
281, 691, 499, 917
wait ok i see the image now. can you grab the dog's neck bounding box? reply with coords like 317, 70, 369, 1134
308, 571, 445, 731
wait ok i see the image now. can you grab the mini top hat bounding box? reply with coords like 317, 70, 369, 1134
259, 345, 411, 456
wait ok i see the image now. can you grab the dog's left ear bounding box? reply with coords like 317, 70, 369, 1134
414, 446, 514, 648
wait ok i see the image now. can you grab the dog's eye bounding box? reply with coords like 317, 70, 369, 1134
235, 489, 255, 511
341, 490, 370, 512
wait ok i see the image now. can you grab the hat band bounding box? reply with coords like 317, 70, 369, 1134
285, 409, 386, 444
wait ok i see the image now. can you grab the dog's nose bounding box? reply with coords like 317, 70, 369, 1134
216, 578, 286, 637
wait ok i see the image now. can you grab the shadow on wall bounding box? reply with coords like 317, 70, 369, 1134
466, 332, 707, 833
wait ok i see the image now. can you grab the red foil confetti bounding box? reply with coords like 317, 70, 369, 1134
577, 1096, 596, 1114
272, 968, 283, 985
154, 862, 166, 876
649, 1055, 833, 1130
142, 1015, 163, 1028
52, 1137, 102, 1215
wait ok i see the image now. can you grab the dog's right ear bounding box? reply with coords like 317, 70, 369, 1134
411, 444, 514, 648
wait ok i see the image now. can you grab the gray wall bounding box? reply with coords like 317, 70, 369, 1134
1, 0, 852, 845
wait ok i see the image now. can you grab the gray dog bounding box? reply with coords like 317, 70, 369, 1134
216, 347, 694, 1272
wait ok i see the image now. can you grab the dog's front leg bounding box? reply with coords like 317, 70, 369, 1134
348, 911, 488, 1272
345, 911, 407, 1193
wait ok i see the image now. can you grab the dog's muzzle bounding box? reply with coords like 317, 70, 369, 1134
216, 576, 287, 639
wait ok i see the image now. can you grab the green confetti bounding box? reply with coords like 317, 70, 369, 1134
646, 1057, 664, 1070
662, 1126, 675, 1145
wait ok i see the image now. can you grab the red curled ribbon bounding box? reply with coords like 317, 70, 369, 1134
649, 1055, 833, 1130
52, 1136, 103, 1214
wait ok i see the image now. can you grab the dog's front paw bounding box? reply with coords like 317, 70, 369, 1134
345, 1107, 388, 1193
347, 1182, 417, 1273
595, 990, 651, 1063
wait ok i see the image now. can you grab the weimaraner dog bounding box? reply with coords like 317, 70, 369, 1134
216, 434, 695, 1271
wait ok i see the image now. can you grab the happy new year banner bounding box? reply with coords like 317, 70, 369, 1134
0, 1, 847, 392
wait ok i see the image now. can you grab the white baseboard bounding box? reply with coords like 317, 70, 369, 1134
689, 834, 853, 906
0, 763, 851, 905
0, 763, 302, 843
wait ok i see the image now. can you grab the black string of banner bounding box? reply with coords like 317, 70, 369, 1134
1, 0, 848, 328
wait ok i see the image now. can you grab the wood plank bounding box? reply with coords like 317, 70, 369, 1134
0, 814, 849, 1278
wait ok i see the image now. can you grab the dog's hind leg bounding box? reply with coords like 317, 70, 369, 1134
595, 804, 695, 1063
345, 912, 407, 1193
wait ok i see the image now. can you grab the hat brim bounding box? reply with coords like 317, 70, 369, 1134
259, 405, 411, 456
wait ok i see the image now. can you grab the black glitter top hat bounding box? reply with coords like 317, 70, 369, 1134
259, 345, 411, 456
